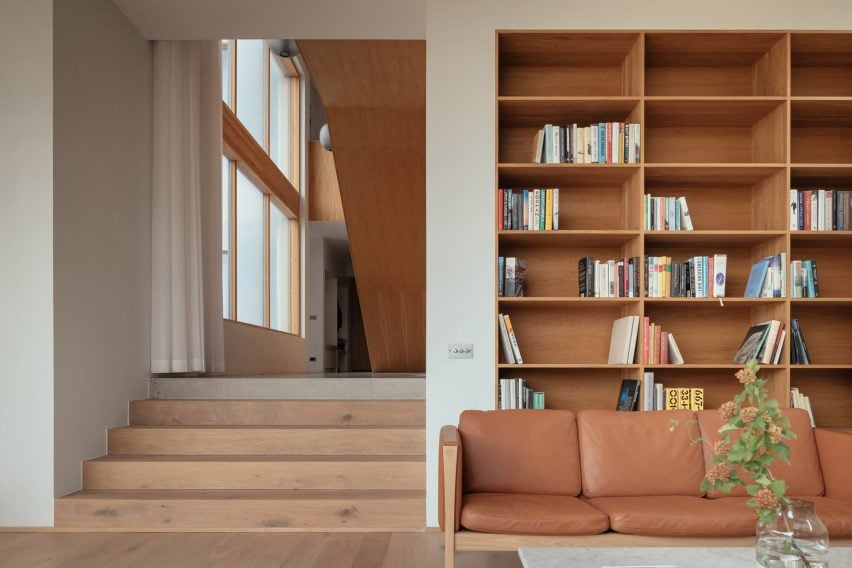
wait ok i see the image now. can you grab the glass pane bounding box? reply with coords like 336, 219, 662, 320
236, 169, 265, 326
222, 155, 231, 318
221, 40, 231, 107
270, 202, 292, 332
269, 56, 292, 179
236, 39, 266, 149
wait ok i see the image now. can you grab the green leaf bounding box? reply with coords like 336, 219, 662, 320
746, 485, 761, 496
777, 443, 791, 464
770, 479, 787, 497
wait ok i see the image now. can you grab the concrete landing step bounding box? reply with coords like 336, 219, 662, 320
55, 489, 425, 530
83, 455, 425, 490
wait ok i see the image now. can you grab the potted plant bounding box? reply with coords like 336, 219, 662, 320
702, 359, 828, 567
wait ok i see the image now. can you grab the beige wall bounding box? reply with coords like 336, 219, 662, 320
0, 0, 55, 527
224, 320, 308, 375
53, 0, 152, 498
424, 0, 852, 526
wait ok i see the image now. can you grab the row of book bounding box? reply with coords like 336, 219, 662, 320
644, 195, 694, 231
745, 254, 788, 298
498, 378, 545, 409
579, 256, 641, 298
732, 320, 785, 365
790, 189, 852, 231
533, 122, 641, 164
618, 376, 704, 412
497, 257, 526, 297
791, 387, 816, 426
645, 254, 727, 298
790, 260, 820, 298
790, 318, 812, 365
643, 318, 685, 365
498, 188, 560, 231
497, 313, 524, 364
607, 316, 686, 366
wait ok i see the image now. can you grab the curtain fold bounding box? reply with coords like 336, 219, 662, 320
151, 40, 225, 374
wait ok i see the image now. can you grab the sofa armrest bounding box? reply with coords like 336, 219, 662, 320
439, 425, 463, 532
814, 428, 852, 500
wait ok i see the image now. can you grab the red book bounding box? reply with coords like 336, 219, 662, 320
606, 122, 613, 164
498, 189, 504, 230
660, 331, 669, 364
803, 190, 811, 231
708, 257, 714, 297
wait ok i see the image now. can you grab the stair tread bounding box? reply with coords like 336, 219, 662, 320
113, 425, 424, 430
87, 454, 425, 463
60, 489, 425, 500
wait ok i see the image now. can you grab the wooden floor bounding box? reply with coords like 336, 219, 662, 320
0, 531, 521, 568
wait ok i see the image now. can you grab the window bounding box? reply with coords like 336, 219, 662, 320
221, 40, 301, 334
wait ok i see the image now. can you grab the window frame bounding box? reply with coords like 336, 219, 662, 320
222, 39, 302, 336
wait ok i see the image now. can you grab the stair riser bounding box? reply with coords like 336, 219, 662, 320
83, 461, 425, 490
150, 378, 425, 400
55, 497, 425, 529
129, 400, 425, 427
108, 429, 425, 456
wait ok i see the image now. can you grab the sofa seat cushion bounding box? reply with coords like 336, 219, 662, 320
798, 496, 852, 538
460, 493, 609, 536
587, 496, 757, 537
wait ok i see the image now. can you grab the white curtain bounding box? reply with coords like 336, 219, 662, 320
151, 40, 225, 374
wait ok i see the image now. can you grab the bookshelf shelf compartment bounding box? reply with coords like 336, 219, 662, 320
644, 33, 787, 97
650, 367, 788, 411
498, 368, 640, 413
790, 239, 852, 297
791, 100, 852, 164
790, 369, 852, 428
790, 304, 852, 365
644, 100, 786, 164
791, 33, 852, 97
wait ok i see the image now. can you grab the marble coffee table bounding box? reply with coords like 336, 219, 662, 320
519, 546, 851, 567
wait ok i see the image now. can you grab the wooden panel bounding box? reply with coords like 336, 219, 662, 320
498, 368, 638, 412
83, 455, 424, 490
792, 33, 852, 96
791, 369, 852, 427
298, 40, 425, 373
456, 530, 758, 551
129, 399, 425, 426
108, 426, 425, 456
307, 140, 343, 221
789, 242, 852, 298
790, 304, 852, 365
222, 103, 300, 218
55, 489, 425, 530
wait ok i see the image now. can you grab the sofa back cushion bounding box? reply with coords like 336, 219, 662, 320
577, 409, 706, 498
697, 408, 824, 498
458, 409, 581, 496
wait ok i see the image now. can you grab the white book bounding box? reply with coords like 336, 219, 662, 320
590, 126, 598, 163
600, 262, 609, 298
608, 315, 638, 364
584, 126, 593, 164
678, 196, 694, 230
790, 189, 799, 230
497, 313, 515, 364
633, 124, 641, 163
817, 189, 826, 230
779, 252, 787, 298
643, 371, 655, 411
594, 260, 601, 297
552, 188, 559, 230
533, 128, 544, 164
503, 314, 523, 364
628, 124, 636, 164
791, 260, 802, 297
608, 259, 616, 298
712, 254, 727, 297
826, 190, 833, 231
667, 333, 685, 364
760, 264, 774, 298
803, 396, 816, 427
612, 123, 620, 164
552, 126, 561, 164
571, 124, 579, 164
655, 383, 665, 411
577, 127, 585, 163
756, 319, 782, 364
533, 190, 540, 231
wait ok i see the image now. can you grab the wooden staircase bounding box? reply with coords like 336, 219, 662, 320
55, 377, 426, 531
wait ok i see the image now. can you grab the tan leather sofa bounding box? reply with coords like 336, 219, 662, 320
438, 408, 852, 567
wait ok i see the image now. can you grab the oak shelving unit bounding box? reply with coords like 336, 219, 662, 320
495, 30, 852, 428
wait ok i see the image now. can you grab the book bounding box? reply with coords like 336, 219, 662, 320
732, 322, 772, 364
497, 313, 515, 364
616, 379, 640, 411
503, 314, 523, 364
532, 129, 544, 163
532, 391, 545, 410
642, 371, 655, 411
713, 254, 727, 297
667, 333, 685, 365
744, 258, 771, 298
608, 315, 639, 364
664, 387, 703, 410
690, 388, 704, 411
655, 383, 665, 411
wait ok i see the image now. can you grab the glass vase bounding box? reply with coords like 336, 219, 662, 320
756, 499, 830, 568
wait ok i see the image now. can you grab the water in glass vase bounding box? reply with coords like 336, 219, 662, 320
756, 535, 829, 567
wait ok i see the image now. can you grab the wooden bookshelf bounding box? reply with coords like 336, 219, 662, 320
495, 30, 852, 428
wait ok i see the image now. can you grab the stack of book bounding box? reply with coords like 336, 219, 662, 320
497, 313, 523, 364
579, 256, 640, 298
790, 387, 816, 426
790, 260, 820, 298
744, 254, 787, 298
790, 189, 852, 231
499, 378, 545, 409
643, 317, 685, 365
732, 320, 785, 365
497, 257, 526, 297
790, 318, 812, 365
644, 195, 694, 231
608, 316, 640, 364
533, 122, 641, 164
498, 188, 559, 230
645, 254, 727, 298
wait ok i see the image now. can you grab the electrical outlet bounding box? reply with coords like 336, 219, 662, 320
448, 343, 474, 359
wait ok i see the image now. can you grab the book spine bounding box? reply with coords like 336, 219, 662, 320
690, 388, 704, 411
633, 124, 641, 163
790, 189, 798, 230
545, 189, 554, 231
497, 256, 505, 297
811, 260, 820, 297
660, 331, 669, 364
503, 314, 523, 364
643, 316, 650, 364
522, 190, 529, 230
643, 372, 655, 411
590, 126, 598, 163
818, 189, 826, 231
810, 191, 818, 231
665, 388, 679, 410
606, 123, 612, 164
552, 188, 559, 230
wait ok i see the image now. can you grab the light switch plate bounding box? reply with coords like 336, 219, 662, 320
448, 343, 474, 359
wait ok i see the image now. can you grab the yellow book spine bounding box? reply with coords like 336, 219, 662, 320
690, 388, 704, 411
665, 388, 679, 410
545, 189, 553, 231
678, 388, 692, 409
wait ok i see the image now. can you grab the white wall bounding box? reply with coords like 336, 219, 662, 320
52, 0, 153, 498
425, 0, 852, 526
0, 0, 55, 526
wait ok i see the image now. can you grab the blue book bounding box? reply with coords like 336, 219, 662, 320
543, 125, 553, 163
804, 260, 815, 298
522, 190, 529, 230
744, 259, 771, 298
598, 123, 606, 164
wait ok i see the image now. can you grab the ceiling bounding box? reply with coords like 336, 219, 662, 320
112, 0, 425, 40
